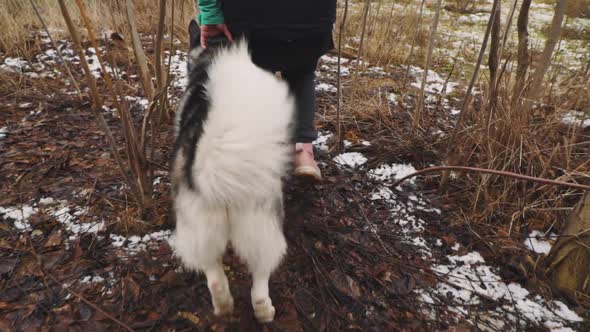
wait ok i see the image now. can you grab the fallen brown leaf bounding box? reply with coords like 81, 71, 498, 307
177, 311, 200, 326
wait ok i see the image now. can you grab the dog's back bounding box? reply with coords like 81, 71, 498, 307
169, 41, 293, 322
172, 42, 293, 207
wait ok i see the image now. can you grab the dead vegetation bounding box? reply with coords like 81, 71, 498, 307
1, 0, 589, 330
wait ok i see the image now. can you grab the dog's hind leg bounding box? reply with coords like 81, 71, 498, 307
229, 199, 287, 323
170, 189, 234, 316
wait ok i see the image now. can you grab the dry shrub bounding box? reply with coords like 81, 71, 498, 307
0, 0, 193, 58
567, 0, 590, 18
336, 1, 428, 67
538, 0, 590, 18
444, 0, 490, 14
331, 1, 589, 242
556, 24, 590, 40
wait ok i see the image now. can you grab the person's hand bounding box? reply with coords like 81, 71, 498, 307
200, 24, 234, 48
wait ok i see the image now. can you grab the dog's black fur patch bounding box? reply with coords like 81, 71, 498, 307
173, 39, 230, 191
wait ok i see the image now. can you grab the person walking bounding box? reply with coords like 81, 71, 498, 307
189, 0, 337, 181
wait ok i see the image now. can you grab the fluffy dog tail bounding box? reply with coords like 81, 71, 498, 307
175, 42, 294, 207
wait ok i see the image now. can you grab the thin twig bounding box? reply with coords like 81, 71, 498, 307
391, 165, 590, 191
336, 0, 349, 152
413, 0, 443, 130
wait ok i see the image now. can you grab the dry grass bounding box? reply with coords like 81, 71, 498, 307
336, 1, 429, 67
329, 0, 590, 240
538, 0, 590, 18
0, 0, 194, 58
2, 0, 589, 246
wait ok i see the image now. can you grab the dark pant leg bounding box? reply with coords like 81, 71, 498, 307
282, 70, 318, 143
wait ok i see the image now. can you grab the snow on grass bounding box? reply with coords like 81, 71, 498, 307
0, 57, 30, 73
80, 275, 105, 284
561, 110, 590, 128
85, 47, 113, 79
79, 271, 118, 295
388, 93, 398, 105
369, 187, 395, 201
320, 64, 350, 77
333, 152, 368, 168
0, 127, 8, 139
0, 205, 38, 231
364, 162, 578, 332
457, 13, 489, 25
111, 230, 172, 255
407, 65, 459, 95
420, 251, 583, 330
167, 50, 189, 89
39, 197, 58, 206
35, 43, 113, 79
15, 41, 122, 80
524, 230, 557, 255
366, 66, 387, 75
125, 96, 149, 110
320, 55, 350, 65
368, 163, 417, 184
382, 197, 432, 257
50, 204, 104, 240
315, 83, 337, 93
2, 197, 170, 256
367, 169, 438, 258
313, 131, 333, 152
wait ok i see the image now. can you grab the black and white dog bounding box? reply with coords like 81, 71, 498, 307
169, 40, 294, 323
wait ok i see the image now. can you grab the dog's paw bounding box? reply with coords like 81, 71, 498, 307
253, 297, 275, 323
211, 282, 234, 316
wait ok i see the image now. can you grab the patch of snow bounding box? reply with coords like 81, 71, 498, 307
366, 66, 387, 75
0, 127, 7, 139
408, 66, 459, 95
125, 96, 149, 110
361, 140, 371, 146
333, 152, 368, 168
102, 105, 117, 115
313, 131, 333, 152
0, 205, 38, 231
320, 55, 350, 65
80, 275, 105, 284
421, 250, 583, 330
369, 187, 395, 201
39, 197, 57, 206
168, 50, 189, 88
320, 64, 350, 76
315, 83, 337, 93
368, 163, 417, 184
111, 230, 172, 255
524, 230, 556, 255
153, 177, 163, 187
85, 47, 109, 79
388, 93, 398, 105
529, 3, 555, 28
1, 57, 30, 73
50, 205, 104, 239
461, 13, 489, 25
561, 110, 590, 128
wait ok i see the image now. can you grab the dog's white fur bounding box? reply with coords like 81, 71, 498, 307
169, 42, 294, 322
